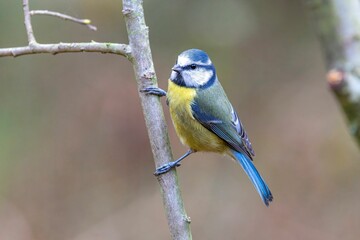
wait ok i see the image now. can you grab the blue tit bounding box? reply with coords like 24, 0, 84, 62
142, 49, 273, 206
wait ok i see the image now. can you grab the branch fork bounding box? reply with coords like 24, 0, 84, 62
0, 0, 191, 239
0, 0, 131, 58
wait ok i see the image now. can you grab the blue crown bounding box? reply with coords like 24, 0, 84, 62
180, 49, 211, 65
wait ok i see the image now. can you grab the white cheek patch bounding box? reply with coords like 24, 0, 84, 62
182, 68, 213, 87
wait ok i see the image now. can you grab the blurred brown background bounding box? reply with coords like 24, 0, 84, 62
0, 0, 359, 239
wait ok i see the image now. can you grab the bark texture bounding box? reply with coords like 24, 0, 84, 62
122, 0, 192, 239
306, 0, 360, 146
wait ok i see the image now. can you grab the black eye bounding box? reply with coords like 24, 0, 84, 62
190, 64, 197, 70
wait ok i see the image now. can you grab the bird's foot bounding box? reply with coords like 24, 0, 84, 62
154, 161, 181, 176
140, 87, 167, 97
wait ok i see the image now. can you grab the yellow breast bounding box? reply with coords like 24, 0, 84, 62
167, 80, 226, 152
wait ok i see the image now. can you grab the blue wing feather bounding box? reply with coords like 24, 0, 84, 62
191, 101, 254, 160
230, 106, 255, 156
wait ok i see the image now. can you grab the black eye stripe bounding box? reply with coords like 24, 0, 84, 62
184, 64, 212, 70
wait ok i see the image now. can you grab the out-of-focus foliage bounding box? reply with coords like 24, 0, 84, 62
0, 0, 359, 240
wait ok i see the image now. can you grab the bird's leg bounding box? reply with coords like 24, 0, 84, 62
154, 149, 194, 176
140, 86, 167, 97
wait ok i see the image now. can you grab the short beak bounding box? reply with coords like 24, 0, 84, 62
172, 65, 182, 73
170, 65, 181, 81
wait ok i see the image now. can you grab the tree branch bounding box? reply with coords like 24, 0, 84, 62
30, 10, 97, 31
306, 0, 360, 146
0, 42, 131, 57
122, 0, 192, 239
1, 0, 191, 238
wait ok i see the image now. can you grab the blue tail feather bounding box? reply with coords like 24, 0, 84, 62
232, 150, 273, 206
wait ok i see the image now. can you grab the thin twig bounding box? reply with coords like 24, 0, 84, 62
5, 1, 128, 58
0, 42, 131, 58
30, 10, 97, 31
22, 0, 36, 44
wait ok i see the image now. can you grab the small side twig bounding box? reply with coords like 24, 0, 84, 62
22, 0, 36, 44
30, 10, 97, 31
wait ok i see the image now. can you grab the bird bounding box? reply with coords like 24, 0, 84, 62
142, 49, 273, 206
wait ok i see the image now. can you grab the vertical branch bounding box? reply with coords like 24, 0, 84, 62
122, 0, 192, 239
306, 0, 360, 146
22, 0, 37, 44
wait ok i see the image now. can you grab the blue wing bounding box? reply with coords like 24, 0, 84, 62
191, 100, 273, 206
191, 101, 254, 160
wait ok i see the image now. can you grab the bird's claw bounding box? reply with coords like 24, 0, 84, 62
154, 162, 181, 176
140, 87, 167, 97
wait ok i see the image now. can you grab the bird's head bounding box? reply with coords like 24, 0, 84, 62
170, 49, 216, 88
